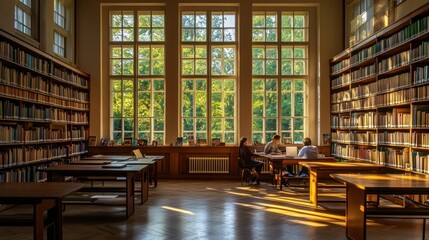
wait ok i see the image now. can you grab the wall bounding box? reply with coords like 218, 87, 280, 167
75, 0, 344, 146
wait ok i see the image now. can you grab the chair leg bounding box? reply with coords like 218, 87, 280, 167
241, 169, 244, 186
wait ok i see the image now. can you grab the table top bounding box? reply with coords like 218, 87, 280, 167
119, 158, 157, 165
71, 160, 112, 165
43, 164, 147, 173
254, 152, 335, 161
0, 182, 83, 199
83, 155, 133, 161
331, 174, 429, 191
301, 162, 386, 169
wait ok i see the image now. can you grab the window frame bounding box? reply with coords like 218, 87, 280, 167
109, 9, 166, 145
179, 8, 238, 145
251, 10, 310, 144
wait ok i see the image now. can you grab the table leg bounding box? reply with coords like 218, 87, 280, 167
153, 161, 158, 188
47, 199, 62, 240
33, 202, 44, 240
346, 184, 367, 240
141, 168, 149, 204
309, 169, 318, 206
125, 172, 135, 218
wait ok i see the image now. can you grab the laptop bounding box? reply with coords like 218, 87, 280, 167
285, 146, 298, 158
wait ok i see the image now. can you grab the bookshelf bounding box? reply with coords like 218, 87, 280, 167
330, 4, 429, 174
0, 30, 90, 183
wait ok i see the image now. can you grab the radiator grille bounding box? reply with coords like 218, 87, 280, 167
253, 156, 271, 174
189, 156, 229, 174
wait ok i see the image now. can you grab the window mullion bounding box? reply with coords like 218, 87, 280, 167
133, 11, 139, 139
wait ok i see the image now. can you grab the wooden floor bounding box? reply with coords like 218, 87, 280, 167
0, 180, 426, 240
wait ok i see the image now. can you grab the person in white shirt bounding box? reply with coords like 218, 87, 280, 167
297, 137, 319, 177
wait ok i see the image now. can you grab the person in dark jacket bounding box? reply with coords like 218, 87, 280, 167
239, 137, 264, 185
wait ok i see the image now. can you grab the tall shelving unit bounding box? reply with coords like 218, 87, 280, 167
330, 4, 429, 174
0, 30, 90, 183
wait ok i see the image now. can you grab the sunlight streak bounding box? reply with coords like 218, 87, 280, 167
161, 206, 194, 215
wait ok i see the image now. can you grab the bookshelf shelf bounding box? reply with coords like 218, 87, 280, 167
330, 5, 429, 177
0, 30, 90, 183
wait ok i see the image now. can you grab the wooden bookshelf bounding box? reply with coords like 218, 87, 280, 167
330, 4, 429, 173
0, 30, 90, 183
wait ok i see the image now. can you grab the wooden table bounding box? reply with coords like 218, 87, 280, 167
331, 173, 429, 240
120, 157, 162, 187
0, 182, 82, 240
82, 155, 164, 188
300, 162, 389, 206
71, 160, 111, 165
254, 153, 335, 190
42, 164, 148, 218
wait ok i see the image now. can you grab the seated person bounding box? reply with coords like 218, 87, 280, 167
264, 135, 294, 177
297, 137, 319, 177
239, 137, 264, 185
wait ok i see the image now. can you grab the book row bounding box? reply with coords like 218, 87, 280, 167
331, 109, 412, 129
378, 50, 410, 73
0, 62, 89, 102
0, 85, 89, 111
412, 151, 429, 173
331, 143, 411, 169
0, 124, 87, 143
0, 164, 51, 183
331, 73, 350, 88
375, 16, 428, 53
350, 45, 376, 65
0, 100, 88, 123
0, 41, 50, 74
413, 106, 429, 127
351, 64, 376, 82
378, 131, 410, 146
411, 41, 429, 61
351, 82, 377, 99
376, 89, 412, 106
0, 145, 68, 169
0, 39, 89, 88
412, 132, 429, 148
332, 58, 350, 74
378, 108, 411, 128
351, 96, 376, 110
415, 65, 429, 84
378, 72, 411, 93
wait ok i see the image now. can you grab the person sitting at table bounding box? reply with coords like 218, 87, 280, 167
264, 135, 294, 177
239, 137, 264, 185
297, 137, 319, 177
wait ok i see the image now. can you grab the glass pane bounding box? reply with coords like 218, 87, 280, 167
154, 92, 165, 116
281, 60, 292, 75
281, 79, 292, 90
294, 80, 304, 91
196, 79, 207, 91
266, 118, 277, 131
195, 29, 207, 41
281, 118, 291, 131
123, 92, 134, 117
182, 29, 194, 41
183, 118, 194, 131
211, 29, 223, 42
138, 14, 150, 27
266, 92, 277, 117
211, 92, 222, 117
152, 29, 165, 41
252, 29, 265, 41
196, 14, 207, 27
138, 79, 150, 91
138, 118, 150, 131
113, 118, 122, 131
266, 29, 277, 42
281, 29, 292, 42
182, 15, 195, 27
182, 92, 194, 117
294, 60, 306, 75
252, 93, 264, 116
266, 60, 277, 75
152, 59, 164, 75
282, 15, 293, 27
294, 47, 305, 58
212, 14, 223, 28
294, 29, 304, 41
294, 131, 304, 143
252, 47, 264, 58
294, 15, 305, 28
138, 92, 150, 117
266, 15, 277, 27
196, 118, 207, 131
152, 14, 164, 27
224, 14, 235, 28
182, 60, 194, 75
124, 118, 134, 132
225, 132, 235, 144
253, 132, 263, 143
253, 15, 265, 27
281, 93, 292, 116
252, 79, 264, 91
112, 92, 122, 117
224, 29, 235, 42
295, 92, 304, 116
195, 92, 207, 117
195, 60, 207, 75
252, 118, 263, 131
211, 118, 222, 131
266, 79, 277, 91
154, 118, 164, 131
224, 93, 235, 117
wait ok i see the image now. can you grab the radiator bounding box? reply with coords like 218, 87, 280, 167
189, 156, 229, 174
